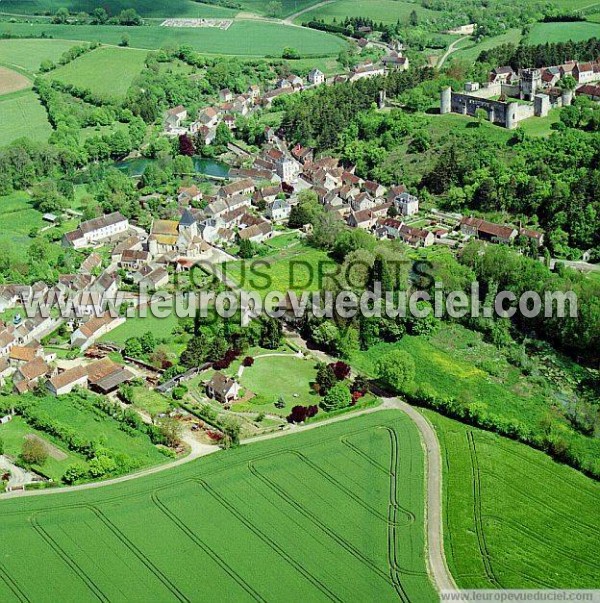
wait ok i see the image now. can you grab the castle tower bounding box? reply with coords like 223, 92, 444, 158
561, 89, 574, 107
534, 94, 550, 118
520, 68, 542, 101
440, 86, 452, 114
506, 101, 518, 129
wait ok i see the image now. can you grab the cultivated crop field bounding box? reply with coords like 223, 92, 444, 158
0, 39, 81, 74
295, 0, 437, 25
0, 21, 347, 56
0, 66, 30, 95
47, 47, 149, 99
527, 21, 600, 44
0, 0, 237, 18
427, 411, 600, 589
0, 411, 437, 601
0, 89, 51, 146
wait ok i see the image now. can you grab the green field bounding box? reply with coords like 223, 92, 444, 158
0, 20, 347, 56
451, 29, 522, 64
427, 411, 600, 589
225, 238, 330, 300
0, 410, 436, 601
0, 0, 237, 18
0, 38, 81, 74
0, 192, 46, 261
47, 46, 148, 99
0, 89, 52, 146
294, 0, 437, 25
99, 310, 181, 346
527, 21, 600, 44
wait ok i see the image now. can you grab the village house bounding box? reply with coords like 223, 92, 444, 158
178, 185, 203, 205
519, 227, 545, 247
111, 235, 144, 264
140, 267, 170, 292
398, 224, 435, 247
291, 144, 314, 164
13, 357, 53, 393
86, 357, 135, 395
266, 198, 291, 222
0, 330, 15, 358
165, 105, 187, 131
8, 344, 42, 367
149, 220, 180, 255
349, 62, 385, 82
218, 178, 255, 199
199, 106, 220, 128
79, 253, 103, 275
254, 184, 282, 205
46, 365, 88, 396
376, 217, 403, 239
206, 372, 240, 404
63, 212, 129, 249
460, 217, 518, 244
70, 314, 124, 351
396, 192, 419, 216
219, 88, 233, 102
383, 54, 409, 72
308, 68, 325, 86
363, 180, 386, 198
120, 250, 150, 271
347, 209, 377, 230
351, 192, 376, 212
247, 84, 261, 100
489, 66, 516, 84
238, 221, 273, 244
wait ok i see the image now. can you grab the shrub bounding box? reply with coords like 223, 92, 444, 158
321, 383, 352, 412
287, 405, 318, 423
243, 356, 255, 367
330, 361, 351, 381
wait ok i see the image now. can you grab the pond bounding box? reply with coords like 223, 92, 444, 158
114, 156, 230, 179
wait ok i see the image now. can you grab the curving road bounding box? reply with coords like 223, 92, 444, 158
437, 35, 470, 68
284, 0, 336, 24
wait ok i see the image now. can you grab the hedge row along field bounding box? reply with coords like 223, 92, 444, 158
427, 411, 600, 589
0, 39, 83, 74
0, 411, 437, 602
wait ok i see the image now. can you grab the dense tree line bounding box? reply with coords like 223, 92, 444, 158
479, 38, 600, 70
280, 68, 436, 150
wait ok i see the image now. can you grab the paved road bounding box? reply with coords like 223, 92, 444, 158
437, 36, 470, 68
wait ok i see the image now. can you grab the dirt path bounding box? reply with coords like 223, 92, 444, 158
284, 0, 335, 24
437, 35, 470, 68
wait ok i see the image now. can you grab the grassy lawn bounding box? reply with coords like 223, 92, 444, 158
294, 0, 437, 25
0, 410, 436, 601
518, 108, 562, 137
47, 46, 148, 100
224, 239, 331, 300
527, 21, 600, 44
0, 89, 52, 146
0, 21, 347, 57
238, 354, 319, 413
428, 410, 600, 589
0, 38, 82, 75
100, 311, 183, 347
0, 0, 237, 18
0, 416, 81, 482
130, 386, 172, 416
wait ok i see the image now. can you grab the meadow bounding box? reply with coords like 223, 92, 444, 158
0, 38, 81, 74
0, 66, 30, 94
0, 410, 437, 602
0, 20, 347, 56
224, 237, 331, 300
449, 28, 522, 64
427, 411, 600, 589
0, 416, 79, 482
47, 46, 149, 99
0, 89, 52, 146
0, 0, 237, 18
0, 192, 47, 262
349, 324, 600, 469
294, 0, 437, 25
526, 21, 600, 44
99, 310, 182, 347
